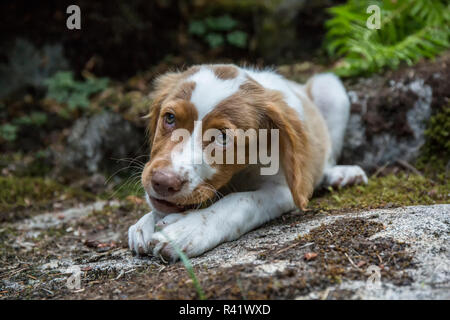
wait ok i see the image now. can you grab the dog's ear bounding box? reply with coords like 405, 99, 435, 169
261, 102, 314, 210
146, 72, 183, 148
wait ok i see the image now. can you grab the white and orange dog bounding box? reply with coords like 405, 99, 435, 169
128, 64, 367, 261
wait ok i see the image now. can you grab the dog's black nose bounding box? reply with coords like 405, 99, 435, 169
151, 170, 185, 197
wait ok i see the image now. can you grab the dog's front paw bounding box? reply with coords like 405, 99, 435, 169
128, 212, 155, 256
150, 214, 208, 262
325, 165, 368, 188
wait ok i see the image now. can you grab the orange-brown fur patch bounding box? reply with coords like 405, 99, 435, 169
261, 89, 314, 210
172, 81, 196, 101
147, 72, 185, 148
143, 69, 201, 199
210, 65, 239, 80
297, 94, 330, 187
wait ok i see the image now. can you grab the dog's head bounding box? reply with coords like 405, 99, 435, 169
141, 65, 313, 214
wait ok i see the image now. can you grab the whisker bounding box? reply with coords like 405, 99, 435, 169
105, 165, 144, 185
107, 169, 144, 200
111, 155, 148, 167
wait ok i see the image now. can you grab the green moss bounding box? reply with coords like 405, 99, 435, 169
0, 151, 52, 177
0, 176, 94, 213
42, 227, 68, 240
310, 173, 449, 212
417, 105, 450, 172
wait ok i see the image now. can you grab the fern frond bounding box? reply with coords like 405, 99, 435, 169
325, 0, 450, 76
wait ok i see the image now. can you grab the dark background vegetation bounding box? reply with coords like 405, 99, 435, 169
0, 0, 340, 184
1, 0, 336, 79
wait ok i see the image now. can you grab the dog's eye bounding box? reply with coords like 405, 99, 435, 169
164, 113, 175, 126
215, 130, 231, 147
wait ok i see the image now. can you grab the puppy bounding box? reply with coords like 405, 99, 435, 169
128, 64, 367, 261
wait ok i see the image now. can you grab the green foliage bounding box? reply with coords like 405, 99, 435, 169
205, 15, 238, 31
1, 71, 109, 142
0, 112, 48, 142
325, 0, 450, 76
189, 20, 207, 36
45, 71, 109, 113
205, 33, 225, 48
13, 112, 48, 126
226, 31, 248, 48
189, 15, 248, 49
0, 124, 18, 142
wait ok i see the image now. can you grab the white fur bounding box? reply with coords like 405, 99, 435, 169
323, 165, 368, 188
188, 66, 246, 119
170, 121, 216, 197
305, 73, 367, 188
308, 73, 350, 163
245, 69, 305, 120
129, 68, 367, 260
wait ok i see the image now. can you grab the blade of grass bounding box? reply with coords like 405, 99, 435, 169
157, 228, 206, 300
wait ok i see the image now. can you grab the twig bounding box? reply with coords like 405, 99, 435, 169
157, 266, 166, 274
395, 159, 424, 176
114, 270, 124, 280
275, 242, 314, 255
344, 252, 361, 270
0, 267, 29, 279
376, 253, 383, 264
396, 159, 437, 184
158, 254, 168, 264
42, 288, 54, 295
372, 162, 390, 178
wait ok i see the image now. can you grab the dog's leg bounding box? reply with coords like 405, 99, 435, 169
306, 73, 350, 164
145, 184, 294, 261
306, 73, 368, 188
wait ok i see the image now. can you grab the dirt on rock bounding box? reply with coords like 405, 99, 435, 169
1, 201, 448, 300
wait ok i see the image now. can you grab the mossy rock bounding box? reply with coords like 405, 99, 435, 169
417, 104, 450, 171
310, 173, 449, 213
